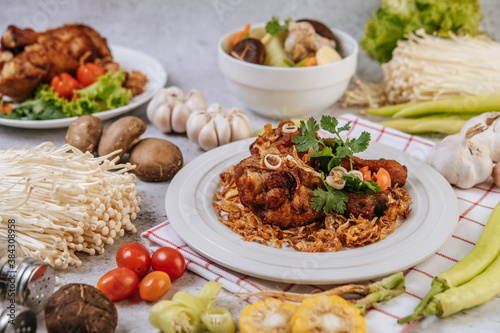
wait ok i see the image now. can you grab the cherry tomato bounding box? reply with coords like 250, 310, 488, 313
77, 62, 105, 87
50, 72, 81, 99
97, 267, 139, 301
373, 167, 392, 191
139, 271, 172, 302
116, 242, 151, 277
151, 247, 186, 281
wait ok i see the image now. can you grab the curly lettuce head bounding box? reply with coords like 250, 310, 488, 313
360, 0, 482, 63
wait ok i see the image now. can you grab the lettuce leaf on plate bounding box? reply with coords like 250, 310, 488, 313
1, 68, 132, 120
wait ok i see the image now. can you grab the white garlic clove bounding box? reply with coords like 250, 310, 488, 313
227, 108, 252, 142
162, 86, 185, 101
152, 104, 172, 133
207, 103, 224, 114
171, 102, 191, 133
197, 119, 219, 151
213, 113, 231, 146
185, 89, 207, 112
186, 111, 212, 144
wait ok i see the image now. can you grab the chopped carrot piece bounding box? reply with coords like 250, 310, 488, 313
304, 56, 317, 67
231, 23, 251, 46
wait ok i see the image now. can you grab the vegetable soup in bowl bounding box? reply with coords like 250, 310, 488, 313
218, 18, 358, 119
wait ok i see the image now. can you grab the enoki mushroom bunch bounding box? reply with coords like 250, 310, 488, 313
0, 142, 141, 268
343, 30, 500, 108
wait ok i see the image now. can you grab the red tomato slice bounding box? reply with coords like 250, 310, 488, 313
139, 271, 172, 302
116, 242, 151, 277
77, 63, 105, 87
50, 72, 81, 99
151, 247, 186, 281
373, 167, 391, 191
97, 267, 139, 301
359, 166, 371, 181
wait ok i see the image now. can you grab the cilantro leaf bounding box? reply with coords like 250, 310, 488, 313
337, 121, 352, 133
320, 115, 339, 134
311, 187, 348, 215
292, 118, 322, 152
309, 146, 333, 158
348, 131, 371, 153
266, 16, 292, 36
343, 174, 381, 194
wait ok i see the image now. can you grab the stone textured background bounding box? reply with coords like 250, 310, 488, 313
1, 1, 499, 332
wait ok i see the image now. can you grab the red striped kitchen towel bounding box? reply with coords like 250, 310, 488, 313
142, 113, 499, 333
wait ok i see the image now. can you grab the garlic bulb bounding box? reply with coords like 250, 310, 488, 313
427, 125, 493, 189
147, 86, 206, 133
186, 103, 252, 151
460, 112, 500, 162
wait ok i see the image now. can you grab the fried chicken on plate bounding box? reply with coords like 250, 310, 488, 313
0, 24, 111, 101
234, 120, 409, 228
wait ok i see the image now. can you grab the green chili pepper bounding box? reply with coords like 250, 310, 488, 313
399, 203, 500, 323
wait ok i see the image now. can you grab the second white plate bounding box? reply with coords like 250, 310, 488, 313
0, 45, 167, 129
165, 138, 458, 284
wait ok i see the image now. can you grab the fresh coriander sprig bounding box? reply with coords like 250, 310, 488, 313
266, 16, 292, 36
292, 115, 379, 215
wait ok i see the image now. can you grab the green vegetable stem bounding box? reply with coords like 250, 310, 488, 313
391, 95, 500, 119
399, 202, 500, 323
378, 114, 474, 135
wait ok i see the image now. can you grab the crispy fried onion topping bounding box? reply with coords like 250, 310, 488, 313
213, 166, 412, 252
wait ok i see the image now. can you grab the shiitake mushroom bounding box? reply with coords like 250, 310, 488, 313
230, 38, 266, 65
45, 284, 117, 333
296, 18, 343, 54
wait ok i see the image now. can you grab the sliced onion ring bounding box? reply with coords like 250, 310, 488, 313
282, 124, 298, 133
348, 170, 363, 182
326, 175, 345, 189
264, 154, 282, 170
326, 166, 347, 189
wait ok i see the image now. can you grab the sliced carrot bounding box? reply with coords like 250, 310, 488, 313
304, 56, 317, 67
373, 167, 391, 191
359, 166, 371, 181
231, 23, 251, 46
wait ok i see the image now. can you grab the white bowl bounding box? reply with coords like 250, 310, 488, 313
218, 25, 358, 119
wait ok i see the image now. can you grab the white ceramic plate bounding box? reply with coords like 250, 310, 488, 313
0, 45, 167, 129
165, 138, 458, 284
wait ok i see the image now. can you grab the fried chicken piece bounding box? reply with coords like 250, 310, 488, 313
124, 70, 148, 96
344, 189, 401, 220
341, 156, 408, 187
0, 24, 111, 101
234, 154, 324, 228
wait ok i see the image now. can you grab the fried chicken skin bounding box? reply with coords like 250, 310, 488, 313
234, 154, 324, 228
0, 24, 111, 101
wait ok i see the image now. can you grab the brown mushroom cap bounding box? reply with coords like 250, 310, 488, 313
98, 115, 146, 160
129, 138, 183, 182
65, 115, 103, 154
44, 284, 117, 333
230, 38, 266, 65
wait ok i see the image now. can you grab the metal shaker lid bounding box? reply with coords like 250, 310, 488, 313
15, 257, 55, 314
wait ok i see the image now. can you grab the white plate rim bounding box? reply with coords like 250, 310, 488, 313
165, 138, 459, 284
0, 44, 167, 129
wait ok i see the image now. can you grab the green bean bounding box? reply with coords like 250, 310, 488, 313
392, 95, 500, 119
378, 115, 473, 135
365, 102, 414, 117
399, 203, 500, 323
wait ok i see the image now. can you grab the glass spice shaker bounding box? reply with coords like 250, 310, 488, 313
0, 235, 56, 314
